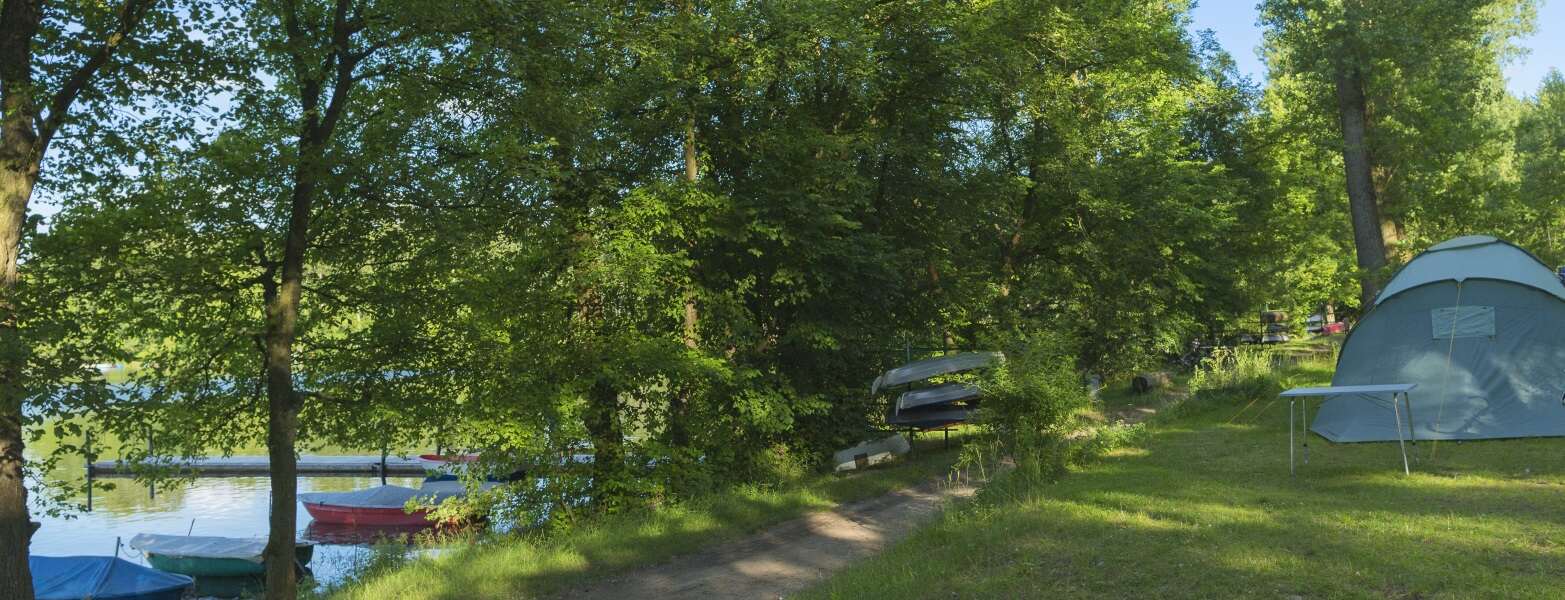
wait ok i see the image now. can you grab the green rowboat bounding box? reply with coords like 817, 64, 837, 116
130, 533, 314, 578
143, 543, 314, 577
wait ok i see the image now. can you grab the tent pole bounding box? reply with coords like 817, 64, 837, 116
1289, 398, 1295, 477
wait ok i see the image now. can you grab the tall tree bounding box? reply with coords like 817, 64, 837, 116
1515, 70, 1565, 265
1329, 2, 1389, 307
34, 1, 467, 597
0, 0, 210, 594
1262, 0, 1535, 307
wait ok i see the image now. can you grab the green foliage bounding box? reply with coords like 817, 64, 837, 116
17, 0, 1561, 556
1178, 346, 1285, 419
964, 334, 1091, 478
1259, 0, 1541, 308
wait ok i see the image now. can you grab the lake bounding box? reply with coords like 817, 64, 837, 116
28, 455, 444, 586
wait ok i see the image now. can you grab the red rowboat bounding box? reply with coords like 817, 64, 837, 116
301, 501, 432, 527
299, 484, 451, 527
416, 453, 480, 467
299, 481, 493, 527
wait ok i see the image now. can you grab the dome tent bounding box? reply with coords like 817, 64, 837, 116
1312, 235, 1565, 442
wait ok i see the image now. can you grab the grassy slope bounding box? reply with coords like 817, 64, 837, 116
320, 434, 968, 600
803, 358, 1565, 599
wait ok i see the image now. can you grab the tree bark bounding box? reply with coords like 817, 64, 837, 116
0, 166, 36, 600
3, 0, 155, 588
0, 0, 44, 592
259, 138, 318, 598
585, 377, 624, 506
1333, 63, 1388, 309
669, 116, 698, 449
261, 1, 361, 595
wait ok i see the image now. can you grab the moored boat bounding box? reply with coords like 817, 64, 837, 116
30, 555, 193, 600
128, 533, 313, 577
299, 480, 494, 526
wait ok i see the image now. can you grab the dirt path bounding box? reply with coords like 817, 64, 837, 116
555, 476, 977, 600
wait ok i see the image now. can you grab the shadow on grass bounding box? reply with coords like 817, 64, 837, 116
321, 436, 967, 600
801, 378, 1565, 600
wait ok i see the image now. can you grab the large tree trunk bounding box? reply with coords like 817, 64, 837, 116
0, 2, 42, 591
669, 117, 698, 449
2, 1, 156, 593
1334, 64, 1388, 309
0, 163, 37, 600
260, 140, 318, 599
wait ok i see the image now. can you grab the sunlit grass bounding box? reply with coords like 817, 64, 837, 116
315, 433, 969, 600
802, 358, 1565, 599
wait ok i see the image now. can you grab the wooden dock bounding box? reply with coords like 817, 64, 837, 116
88, 455, 432, 478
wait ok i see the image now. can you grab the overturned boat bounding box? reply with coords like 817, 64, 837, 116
873, 353, 998, 429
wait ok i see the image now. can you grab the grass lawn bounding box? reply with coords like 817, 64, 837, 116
317, 432, 969, 600
802, 358, 1565, 599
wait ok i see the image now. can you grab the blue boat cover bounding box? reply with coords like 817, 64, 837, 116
30, 555, 192, 600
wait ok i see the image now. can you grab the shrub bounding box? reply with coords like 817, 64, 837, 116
965, 333, 1092, 479
1174, 345, 1282, 417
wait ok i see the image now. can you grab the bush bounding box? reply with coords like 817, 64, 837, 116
965, 333, 1092, 479
1174, 345, 1282, 417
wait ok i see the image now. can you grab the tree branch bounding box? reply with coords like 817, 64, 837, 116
36, 0, 159, 155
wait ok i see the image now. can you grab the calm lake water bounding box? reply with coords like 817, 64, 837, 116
28, 455, 441, 585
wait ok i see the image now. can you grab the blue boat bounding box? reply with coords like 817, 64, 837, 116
30, 555, 193, 600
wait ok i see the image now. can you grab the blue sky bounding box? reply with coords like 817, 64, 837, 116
1187, 0, 1565, 97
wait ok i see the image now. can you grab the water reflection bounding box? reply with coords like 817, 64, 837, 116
302, 521, 435, 546
29, 467, 433, 584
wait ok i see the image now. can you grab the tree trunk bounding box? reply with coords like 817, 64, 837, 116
261, 371, 300, 599
585, 378, 624, 507
261, 1, 365, 592
2, 1, 153, 593
683, 116, 699, 184
0, 165, 36, 600
669, 115, 699, 448
260, 132, 324, 600
1333, 64, 1388, 309
927, 263, 954, 353
0, 8, 41, 590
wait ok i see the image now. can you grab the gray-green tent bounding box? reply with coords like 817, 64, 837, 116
1312, 235, 1565, 442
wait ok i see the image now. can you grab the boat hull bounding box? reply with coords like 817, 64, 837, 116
145, 544, 313, 577
303, 501, 432, 526
146, 554, 261, 577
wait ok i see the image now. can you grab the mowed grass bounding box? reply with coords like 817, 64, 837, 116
319, 433, 969, 600
803, 360, 1565, 599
